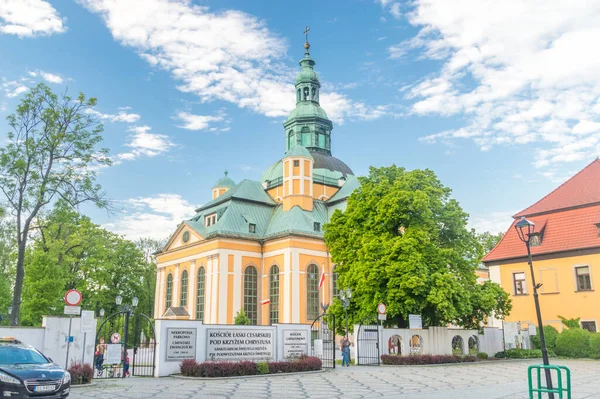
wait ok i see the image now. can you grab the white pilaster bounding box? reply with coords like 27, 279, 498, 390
233, 254, 242, 316
219, 253, 229, 324
292, 251, 300, 323
211, 256, 219, 324
173, 264, 180, 307
188, 261, 196, 320
283, 250, 291, 323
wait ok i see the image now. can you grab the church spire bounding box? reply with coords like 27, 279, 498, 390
283, 30, 334, 155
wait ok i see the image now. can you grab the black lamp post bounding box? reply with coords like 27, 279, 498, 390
515, 216, 554, 398
339, 288, 352, 337
115, 295, 138, 379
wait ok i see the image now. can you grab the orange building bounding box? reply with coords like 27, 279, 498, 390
483, 159, 600, 332
153, 40, 357, 325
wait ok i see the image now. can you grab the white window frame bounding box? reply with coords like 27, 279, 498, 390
513, 271, 528, 295
580, 320, 597, 333
205, 213, 217, 227
573, 264, 593, 292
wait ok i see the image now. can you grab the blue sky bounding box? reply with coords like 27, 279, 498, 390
1, 0, 599, 239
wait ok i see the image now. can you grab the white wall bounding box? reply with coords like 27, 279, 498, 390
155, 319, 204, 377
274, 323, 312, 361
0, 316, 97, 370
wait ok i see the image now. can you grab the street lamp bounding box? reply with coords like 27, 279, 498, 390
115, 295, 138, 379
339, 288, 352, 337
515, 217, 554, 398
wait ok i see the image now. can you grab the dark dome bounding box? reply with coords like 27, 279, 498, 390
310, 151, 354, 176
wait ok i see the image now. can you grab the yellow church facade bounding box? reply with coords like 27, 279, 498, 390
153, 40, 358, 326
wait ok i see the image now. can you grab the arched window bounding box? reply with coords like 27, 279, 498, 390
307, 264, 319, 320
311, 87, 316, 100
196, 267, 205, 321
301, 127, 311, 146
318, 130, 326, 148
288, 131, 294, 149
244, 266, 258, 325
303, 87, 309, 100
165, 273, 173, 310
180, 270, 188, 307
270, 265, 279, 325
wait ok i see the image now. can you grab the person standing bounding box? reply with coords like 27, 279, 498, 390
341, 336, 351, 367
95, 337, 106, 371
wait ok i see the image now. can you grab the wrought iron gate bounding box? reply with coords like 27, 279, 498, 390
311, 313, 336, 368
94, 312, 156, 378
356, 315, 380, 365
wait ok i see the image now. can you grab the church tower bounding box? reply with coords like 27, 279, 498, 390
282, 145, 314, 211
283, 36, 333, 155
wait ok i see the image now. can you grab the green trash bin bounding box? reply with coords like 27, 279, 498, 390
528, 364, 571, 399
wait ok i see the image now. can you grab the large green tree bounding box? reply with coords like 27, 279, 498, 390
324, 166, 511, 331
0, 208, 16, 324
20, 201, 154, 326
0, 83, 110, 325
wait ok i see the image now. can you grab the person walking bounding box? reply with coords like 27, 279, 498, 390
95, 337, 107, 372
341, 336, 351, 367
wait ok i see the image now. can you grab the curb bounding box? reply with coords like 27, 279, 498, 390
170, 369, 326, 380
380, 359, 542, 367
71, 382, 98, 388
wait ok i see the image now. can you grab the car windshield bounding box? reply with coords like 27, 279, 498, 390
0, 346, 49, 365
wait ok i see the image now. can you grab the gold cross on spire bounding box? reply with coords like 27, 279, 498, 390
304, 26, 310, 43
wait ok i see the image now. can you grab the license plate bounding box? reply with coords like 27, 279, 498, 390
34, 385, 55, 392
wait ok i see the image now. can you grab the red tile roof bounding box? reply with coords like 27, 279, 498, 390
483, 205, 600, 263
484, 159, 600, 263
515, 159, 600, 217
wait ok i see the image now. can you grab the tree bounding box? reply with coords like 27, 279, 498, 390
0, 83, 110, 325
558, 315, 581, 329
0, 208, 16, 324
19, 201, 153, 326
234, 310, 251, 325
324, 165, 511, 331
475, 231, 504, 261
134, 237, 165, 317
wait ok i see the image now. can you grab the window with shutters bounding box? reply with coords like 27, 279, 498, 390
513, 272, 527, 295
575, 266, 592, 291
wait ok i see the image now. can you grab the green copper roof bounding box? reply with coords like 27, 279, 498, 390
264, 201, 328, 239
327, 175, 360, 204
296, 55, 318, 84
197, 179, 275, 212
213, 170, 235, 188
285, 145, 313, 158
286, 101, 329, 121
260, 159, 283, 183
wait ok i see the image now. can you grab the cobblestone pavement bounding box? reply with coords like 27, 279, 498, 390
70, 359, 600, 399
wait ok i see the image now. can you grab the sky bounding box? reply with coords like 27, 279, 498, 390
1, 0, 600, 241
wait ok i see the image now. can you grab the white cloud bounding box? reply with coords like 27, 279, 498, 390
396, 1, 600, 169
376, 0, 402, 19
176, 111, 224, 131
468, 210, 516, 235
103, 194, 196, 240
116, 125, 174, 161
0, 0, 65, 37
78, 0, 384, 124
86, 108, 141, 123
1, 80, 28, 98
40, 71, 62, 84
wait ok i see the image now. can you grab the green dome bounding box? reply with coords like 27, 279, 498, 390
260, 160, 282, 183
286, 102, 329, 121
285, 145, 313, 158
296, 68, 318, 83
213, 171, 235, 188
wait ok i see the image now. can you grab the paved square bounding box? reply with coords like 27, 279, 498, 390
70, 360, 600, 398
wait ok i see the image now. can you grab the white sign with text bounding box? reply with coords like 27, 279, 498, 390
206, 328, 274, 361
166, 328, 197, 362
283, 330, 308, 358
105, 344, 122, 364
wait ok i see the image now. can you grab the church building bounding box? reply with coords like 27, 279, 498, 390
153, 39, 358, 325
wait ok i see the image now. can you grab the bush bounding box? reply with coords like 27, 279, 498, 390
555, 328, 592, 358
476, 352, 488, 359
494, 349, 542, 359
380, 354, 476, 365
179, 356, 322, 377
256, 362, 269, 374
233, 310, 251, 325
589, 334, 600, 359
68, 362, 94, 385
530, 325, 559, 351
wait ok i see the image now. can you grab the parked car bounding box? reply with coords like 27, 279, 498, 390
0, 337, 71, 398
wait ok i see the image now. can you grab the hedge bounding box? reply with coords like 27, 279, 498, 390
380, 354, 476, 365
68, 362, 94, 385
555, 328, 592, 358
530, 326, 559, 352
180, 356, 322, 377
589, 333, 600, 359
494, 349, 542, 359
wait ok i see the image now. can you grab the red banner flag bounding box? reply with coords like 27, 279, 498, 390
319, 270, 325, 289
260, 298, 271, 305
